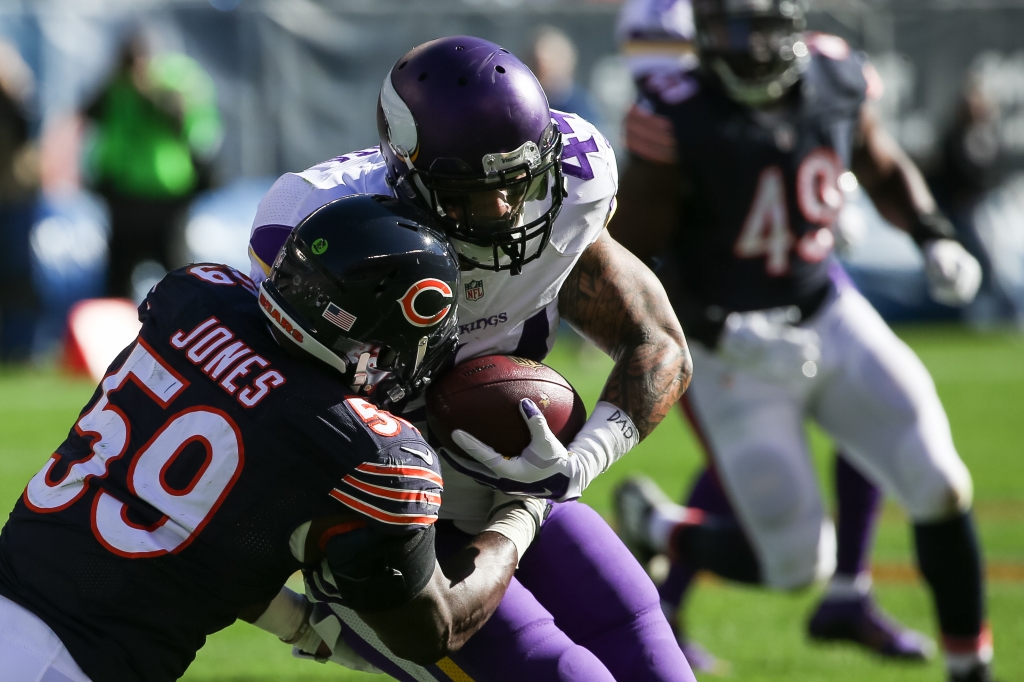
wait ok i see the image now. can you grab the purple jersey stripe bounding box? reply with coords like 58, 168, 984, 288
249, 224, 294, 273
512, 309, 550, 361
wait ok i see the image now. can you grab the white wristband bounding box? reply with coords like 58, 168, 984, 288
253, 587, 311, 642
483, 494, 547, 566
566, 401, 640, 493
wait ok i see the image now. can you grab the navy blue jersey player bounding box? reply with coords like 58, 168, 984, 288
610, 2, 994, 681
0, 195, 544, 682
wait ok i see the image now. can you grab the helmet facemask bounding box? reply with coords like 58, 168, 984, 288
695, 1, 809, 107
395, 124, 564, 275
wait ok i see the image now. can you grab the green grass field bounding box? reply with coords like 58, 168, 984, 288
1, 325, 1021, 681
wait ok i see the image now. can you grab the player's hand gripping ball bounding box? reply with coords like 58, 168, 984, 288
427, 355, 587, 497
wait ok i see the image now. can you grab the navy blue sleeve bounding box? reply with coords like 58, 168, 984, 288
322, 397, 443, 534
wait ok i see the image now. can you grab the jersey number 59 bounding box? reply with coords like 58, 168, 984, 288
24, 341, 244, 558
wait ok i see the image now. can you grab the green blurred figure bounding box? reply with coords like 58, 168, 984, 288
84, 32, 222, 298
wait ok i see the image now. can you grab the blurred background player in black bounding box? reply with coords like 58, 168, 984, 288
612, 0, 930, 673
0, 38, 40, 363
82, 29, 222, 300
610, 1, 994, 681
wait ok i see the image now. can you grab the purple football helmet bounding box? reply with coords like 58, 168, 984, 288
377, 36, 565, 275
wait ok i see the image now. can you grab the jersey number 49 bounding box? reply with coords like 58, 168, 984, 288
734, 148, 844, 275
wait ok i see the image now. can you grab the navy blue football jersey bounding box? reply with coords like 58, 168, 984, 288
646, 35, 870, 318
0, 264, 442, 682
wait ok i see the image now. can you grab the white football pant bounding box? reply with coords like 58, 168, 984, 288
0, 594, 91, 682
686, 284, 973, 590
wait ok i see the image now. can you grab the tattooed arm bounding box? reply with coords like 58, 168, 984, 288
439, 229, 691, 499
558, 229, 692, 440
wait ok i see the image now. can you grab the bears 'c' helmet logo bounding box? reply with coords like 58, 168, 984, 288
398, 278, 453, 327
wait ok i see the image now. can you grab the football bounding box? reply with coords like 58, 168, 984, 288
426, 354, 588, 459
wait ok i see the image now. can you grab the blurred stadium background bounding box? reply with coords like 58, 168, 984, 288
0, 0, 1022, 680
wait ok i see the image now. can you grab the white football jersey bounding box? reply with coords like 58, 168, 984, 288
247, 111, 617, 521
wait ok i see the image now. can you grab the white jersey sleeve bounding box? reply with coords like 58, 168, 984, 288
247, 148, 392, 283
548, 111, 619, 258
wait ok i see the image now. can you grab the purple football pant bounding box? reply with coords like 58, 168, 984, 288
340, 500, 695, 681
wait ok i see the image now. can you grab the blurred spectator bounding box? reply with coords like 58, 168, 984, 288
0, 39, 41, 363
82, 31, 222, 299
529, 25, 601, 126
929, 79, 1014, 321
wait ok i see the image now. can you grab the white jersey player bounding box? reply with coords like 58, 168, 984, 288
611, 0, 943, 672
246, 36, 697, 682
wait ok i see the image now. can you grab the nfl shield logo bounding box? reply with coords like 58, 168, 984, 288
464, 279, 485, 301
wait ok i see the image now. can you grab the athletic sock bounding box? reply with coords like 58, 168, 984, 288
913, 511, 990, 673
834, 454, 882, 577
658, 560, 697, 617
943, 626, 993, 678
822, 571, 873, 602
669, 515, 761, 584
657, 469, 733, 615
648, 504, 703, 553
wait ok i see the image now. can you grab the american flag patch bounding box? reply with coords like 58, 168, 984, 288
322, 302, 356, 331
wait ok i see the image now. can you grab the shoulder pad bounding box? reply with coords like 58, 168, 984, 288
249, 154, 392, 283
806, 38, 871, 107
326, 397, 443, 533
141, 264, 255, 320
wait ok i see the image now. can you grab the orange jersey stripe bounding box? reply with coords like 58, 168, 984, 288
355, 462, 443, 487
329, 489, 438, 526
317, 520, 367, 551
341, 475, 442, 506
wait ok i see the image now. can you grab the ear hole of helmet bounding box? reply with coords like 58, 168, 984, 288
377, 346, 398, 370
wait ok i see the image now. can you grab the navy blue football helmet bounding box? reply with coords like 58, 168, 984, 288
259, 194, 460, 404
693, 0, 809, 106
376, 36, 565, 275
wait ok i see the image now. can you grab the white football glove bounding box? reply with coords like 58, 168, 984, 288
717, 307, 821, 382
441, 399, 639, 501
923, 239, 982, 307
253, 584, 381, 673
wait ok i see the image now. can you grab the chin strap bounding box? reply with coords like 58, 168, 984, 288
351, 352, 371, 387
